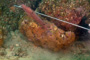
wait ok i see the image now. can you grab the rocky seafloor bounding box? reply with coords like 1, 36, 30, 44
0, 30, 89, 60
0, 0, 90, 60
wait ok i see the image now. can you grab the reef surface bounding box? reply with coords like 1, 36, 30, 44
19, 16, 75, 51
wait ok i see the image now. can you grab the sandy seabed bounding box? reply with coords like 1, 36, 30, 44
0, 30, 89, 60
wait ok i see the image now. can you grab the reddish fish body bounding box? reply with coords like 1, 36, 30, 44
21, 4, 47, 29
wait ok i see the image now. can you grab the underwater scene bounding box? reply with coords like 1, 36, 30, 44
0, 0, 90, 60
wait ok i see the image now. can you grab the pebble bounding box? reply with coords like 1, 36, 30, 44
16, 44, 19, 47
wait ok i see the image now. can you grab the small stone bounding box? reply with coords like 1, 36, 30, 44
16, 44, 19, 47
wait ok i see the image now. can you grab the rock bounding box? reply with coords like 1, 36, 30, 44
19, 16, 75, 51
37, 0, 90, 31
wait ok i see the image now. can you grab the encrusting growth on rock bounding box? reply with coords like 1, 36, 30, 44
37, 0, 90, 31
19, 16, 75, 51
19, 4, 75, 51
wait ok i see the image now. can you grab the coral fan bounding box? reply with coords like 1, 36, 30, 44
37, 0, 90, 31
19, 16, 75, 51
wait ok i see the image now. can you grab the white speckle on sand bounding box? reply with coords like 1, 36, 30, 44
15, 44, 19, 47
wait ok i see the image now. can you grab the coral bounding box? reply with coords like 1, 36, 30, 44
19, 16, 75, 51
19, 4, 75, 51
37, 0, 90, 31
